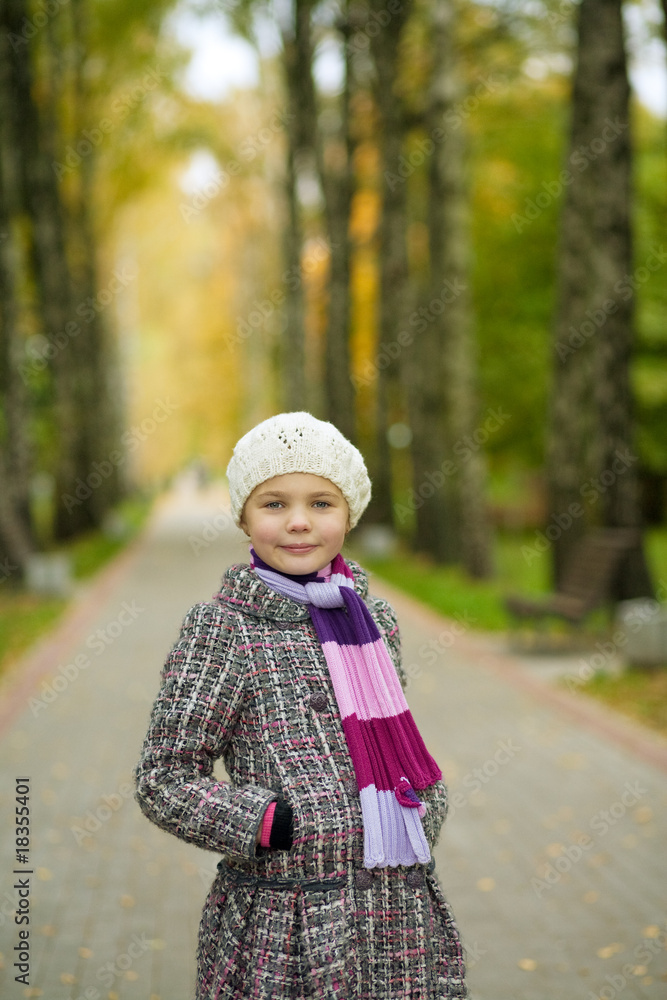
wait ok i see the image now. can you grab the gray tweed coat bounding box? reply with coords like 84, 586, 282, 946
134, 560, 467, 1000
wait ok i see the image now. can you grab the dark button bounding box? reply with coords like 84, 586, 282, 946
354, 869, 373, 889
406, 869, 424, 888
309, 692, 327, 711
343, 778, 358, 797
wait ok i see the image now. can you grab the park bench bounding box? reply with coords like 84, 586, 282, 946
504, 527, 650, 650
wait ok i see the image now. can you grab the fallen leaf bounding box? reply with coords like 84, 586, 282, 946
476, 877, 495, 892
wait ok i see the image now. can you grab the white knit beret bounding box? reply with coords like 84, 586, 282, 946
226, 411, 371, 528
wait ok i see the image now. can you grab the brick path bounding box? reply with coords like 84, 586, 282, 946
0, 483, 665, 1000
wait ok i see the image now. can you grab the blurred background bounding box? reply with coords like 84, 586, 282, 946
1, 7, 667, 996
1, 0, 666, 697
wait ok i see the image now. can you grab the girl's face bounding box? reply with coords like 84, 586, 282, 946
240, 473, 349, 575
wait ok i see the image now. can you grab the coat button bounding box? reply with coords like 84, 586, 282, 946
406, 869, 424, 888
309, 691, 327, 711
354, 869, 373, 889
343, 778, 358, 797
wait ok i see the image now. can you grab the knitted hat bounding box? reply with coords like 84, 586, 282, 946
227, 412, 372, 529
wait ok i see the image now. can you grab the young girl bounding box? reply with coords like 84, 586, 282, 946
135, 411, 467, 1000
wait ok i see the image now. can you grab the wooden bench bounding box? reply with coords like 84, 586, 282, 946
504, 528, 647, 650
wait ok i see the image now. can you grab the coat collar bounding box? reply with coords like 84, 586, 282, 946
215, 559, 369, 621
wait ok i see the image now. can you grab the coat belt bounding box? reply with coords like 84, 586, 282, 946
218, 858, 435, 892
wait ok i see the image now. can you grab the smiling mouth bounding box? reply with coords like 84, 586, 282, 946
281, 544, 316, 551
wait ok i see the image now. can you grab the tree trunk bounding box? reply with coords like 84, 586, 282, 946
409, 0, 492, 575
0, 18, 35, 577
279, 0, 316, 412
5, 0, 86, 537
589, 1, 637, 528
367, 0, 413, 526
546, 0, 640, 586
65, 0, 124, 522
319, 4, 356, 442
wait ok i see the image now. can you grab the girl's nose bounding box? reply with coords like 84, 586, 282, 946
286, 507, 311, 531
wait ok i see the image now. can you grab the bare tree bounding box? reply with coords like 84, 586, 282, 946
408, 0, 492, 575
547, 0, 642, 586
366, 0, 413, 526
279, 0, 315, 411
318, 1, 357, 441
0, 18, 35, 577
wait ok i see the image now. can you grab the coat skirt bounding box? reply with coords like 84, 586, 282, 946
135, 561, 467, 999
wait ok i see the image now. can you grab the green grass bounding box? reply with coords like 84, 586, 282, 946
0, 494, 153, 678
0, 593, 68, 677
351, 526, 667, 633
350, 530, 552, 631
65, 495, 151, 580
354, 526, 667, 735
574, 667, 667, 735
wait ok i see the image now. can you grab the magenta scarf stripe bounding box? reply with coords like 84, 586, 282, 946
250, 549, 441, 868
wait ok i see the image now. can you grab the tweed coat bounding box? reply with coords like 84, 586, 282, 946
134, 560, 467, 1000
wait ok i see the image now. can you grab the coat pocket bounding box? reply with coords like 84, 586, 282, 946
424, 871, 467, 999
299, 883, 355, 998
196, 876, 258, 999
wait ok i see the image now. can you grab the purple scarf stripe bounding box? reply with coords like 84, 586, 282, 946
250, 549, 440, 868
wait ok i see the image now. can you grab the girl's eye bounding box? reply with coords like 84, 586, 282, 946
265, 501, 283, 509
313, 501, 330, 509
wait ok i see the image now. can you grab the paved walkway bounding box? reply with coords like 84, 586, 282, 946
0, 484, 666, 1000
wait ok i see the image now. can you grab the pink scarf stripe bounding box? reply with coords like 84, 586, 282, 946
321, 640, 406, 720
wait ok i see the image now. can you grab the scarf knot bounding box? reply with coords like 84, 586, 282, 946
304, 580, 345, 608
251, 549, 441, 868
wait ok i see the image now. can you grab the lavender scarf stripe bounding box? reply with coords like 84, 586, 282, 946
250, 550, 441, 868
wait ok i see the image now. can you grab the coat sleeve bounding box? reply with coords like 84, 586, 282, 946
134, 601, 277, 862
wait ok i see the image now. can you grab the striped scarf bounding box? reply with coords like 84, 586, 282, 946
251, 549, 441, 868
